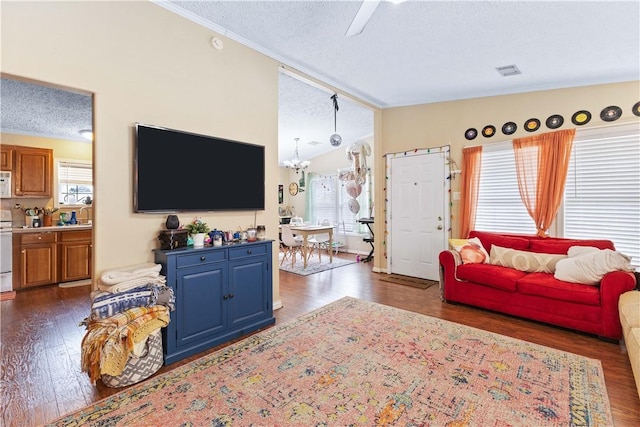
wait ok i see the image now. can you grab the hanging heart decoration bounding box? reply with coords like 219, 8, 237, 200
345, 180, 362, 198
348, 198, 361, 214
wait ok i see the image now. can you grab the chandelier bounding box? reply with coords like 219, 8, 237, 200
283, 137, 310, 174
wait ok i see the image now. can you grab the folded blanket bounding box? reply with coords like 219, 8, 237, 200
90, 284, 165, 320
97, 275, 166, 294
99, 263, 162, 285
81, 305, 170, 383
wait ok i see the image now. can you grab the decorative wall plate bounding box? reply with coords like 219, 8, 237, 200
600, 106, 622, 122
633, 101, 640, 117
465, 128, 478, 140
502, 122, 517, 135
524, 118, 540, 132
545, 114, 564, 129
482, 125, 496, 138
571, 110, 591, 125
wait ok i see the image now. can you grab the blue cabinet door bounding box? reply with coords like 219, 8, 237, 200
176, 264, 226, 347
228, 257, 270, 329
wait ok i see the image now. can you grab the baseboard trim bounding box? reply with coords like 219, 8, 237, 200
1, 291, 16, 301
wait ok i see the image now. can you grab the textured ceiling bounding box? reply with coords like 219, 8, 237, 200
162, 0, 640, 108
3, 1, 638, 166
279, 73, 373, 164
1, 78, 92, 143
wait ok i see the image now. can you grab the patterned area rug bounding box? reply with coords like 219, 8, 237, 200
278, 254, 356, 275
50, 297, 612, 426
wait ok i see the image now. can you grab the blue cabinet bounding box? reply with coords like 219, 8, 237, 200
154, 240, 275, 365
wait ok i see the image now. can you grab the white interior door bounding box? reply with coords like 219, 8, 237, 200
389, 151, 447, 280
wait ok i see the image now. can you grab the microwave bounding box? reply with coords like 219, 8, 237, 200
0, 171, 11, 198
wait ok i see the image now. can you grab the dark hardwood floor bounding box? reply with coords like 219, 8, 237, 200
1, 254, 639, 426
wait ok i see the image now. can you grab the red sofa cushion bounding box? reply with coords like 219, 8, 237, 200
469, 230, 530, 253
457, 263, 525, 292
517, 273, 601, 306
528, 239, 614, 254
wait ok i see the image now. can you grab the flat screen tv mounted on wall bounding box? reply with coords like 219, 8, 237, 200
134, 123, 265, 213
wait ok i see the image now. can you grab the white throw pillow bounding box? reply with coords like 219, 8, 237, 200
554, 248, 633, 285
567, 246, 600, 258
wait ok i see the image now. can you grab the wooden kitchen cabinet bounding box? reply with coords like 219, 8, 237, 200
0, 145, 14, 170
58, 230, 92, 282
14, 146, 53, 197
15, 232, 58, 288
13, 228, 93, 289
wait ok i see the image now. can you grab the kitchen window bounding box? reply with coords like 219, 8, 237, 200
57, 160, 93, 206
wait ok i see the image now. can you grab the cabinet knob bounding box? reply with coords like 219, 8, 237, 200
38, 236, 42, 240
200, 256, 206, 261
247, 250, 252, 254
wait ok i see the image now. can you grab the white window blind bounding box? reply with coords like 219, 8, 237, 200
475, 143, 536, 234
562, 125, 640, 265
58, 160, 93, 205
309, 174, 338, 226
308, 170, 371, 234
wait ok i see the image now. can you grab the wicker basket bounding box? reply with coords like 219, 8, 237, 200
101, 329, 163, 388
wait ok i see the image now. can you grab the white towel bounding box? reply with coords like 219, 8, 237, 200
100, 263, 162, 285
97, 276, 166, 294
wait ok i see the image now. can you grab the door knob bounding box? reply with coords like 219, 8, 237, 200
437, 225, 443, 230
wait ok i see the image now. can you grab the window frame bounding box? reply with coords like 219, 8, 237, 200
307, 169, 372, 236
473, 123, 639, 266
55, 158, 93, 207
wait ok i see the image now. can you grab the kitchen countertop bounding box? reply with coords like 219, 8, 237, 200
13, 224, 93, 233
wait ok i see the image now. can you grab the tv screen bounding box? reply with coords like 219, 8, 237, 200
134, 123, 265, 212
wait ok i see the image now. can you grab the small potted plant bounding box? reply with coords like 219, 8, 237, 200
184, 218, 210, 247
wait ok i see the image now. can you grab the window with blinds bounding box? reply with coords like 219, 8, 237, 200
475, 143, 536, 234
57, 160, 93, 205
562, 124, 640, 266
308, 170, 371, 234
309, 174, 338, 226
474, 123, 640, 266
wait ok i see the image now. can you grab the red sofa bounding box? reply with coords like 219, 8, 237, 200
439, 231, 637, 340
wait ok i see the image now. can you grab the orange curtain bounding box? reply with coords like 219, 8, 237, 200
513, 129, 575, 236
459, 146, 483, 238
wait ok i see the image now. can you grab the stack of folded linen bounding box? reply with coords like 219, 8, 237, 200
81, 263, 175, 385
97, 262, 166, 293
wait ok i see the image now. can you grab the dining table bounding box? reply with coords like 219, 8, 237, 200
289, 224, 334, 269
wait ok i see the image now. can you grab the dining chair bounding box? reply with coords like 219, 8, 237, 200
280, 225, 303, 267
290, 216, 304, 226
307, 219, 332, 262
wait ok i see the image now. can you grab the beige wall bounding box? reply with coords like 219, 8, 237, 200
376, 81, 640, 271
2, 1, 282, 304
1, 133, 92, 162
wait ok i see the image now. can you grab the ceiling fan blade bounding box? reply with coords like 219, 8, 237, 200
345, 0, 382, 37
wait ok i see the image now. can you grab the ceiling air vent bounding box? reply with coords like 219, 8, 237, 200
496, 64, 521, 77
307, 140, 323, 146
